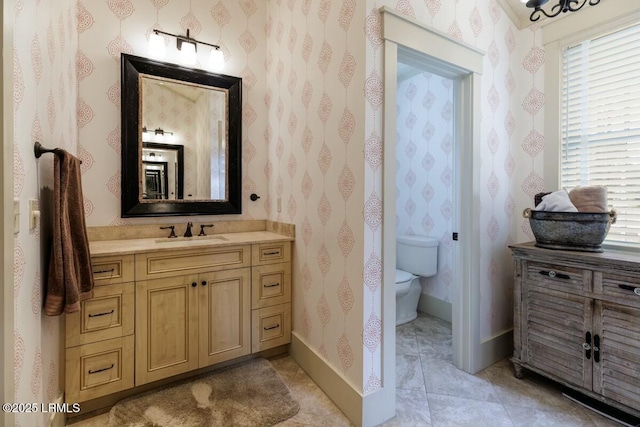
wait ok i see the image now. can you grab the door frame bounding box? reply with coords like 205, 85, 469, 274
380, 10, 484, 406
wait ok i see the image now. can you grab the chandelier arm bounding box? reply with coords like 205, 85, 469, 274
566, 0, 590, 12
530, 5, 563, 21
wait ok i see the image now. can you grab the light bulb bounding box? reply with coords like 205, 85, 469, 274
180, 42, 197, 66
148, 32, 166, 58
209, 48, 224, 72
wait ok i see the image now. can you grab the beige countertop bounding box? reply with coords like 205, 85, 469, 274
89, 231, 294, 257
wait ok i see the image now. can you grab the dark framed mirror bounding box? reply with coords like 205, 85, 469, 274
121, 53, 242, 217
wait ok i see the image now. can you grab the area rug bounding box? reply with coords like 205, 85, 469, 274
108, 358, 299, 427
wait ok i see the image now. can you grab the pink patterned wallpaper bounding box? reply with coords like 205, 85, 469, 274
396, 71, 455, 302
266, 0, 366, 390
12, 0, 77, 425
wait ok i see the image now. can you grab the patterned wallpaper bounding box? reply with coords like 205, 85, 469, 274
12, 0, 78, 425
77, 0, 268, 225
266, 0, 367, 391
396, 71, 454, 303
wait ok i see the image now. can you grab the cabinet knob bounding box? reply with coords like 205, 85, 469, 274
192, 282, 197, 287
202, 280, 207, 286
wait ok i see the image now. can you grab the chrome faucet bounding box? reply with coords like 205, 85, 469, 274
184, 222, 193, 237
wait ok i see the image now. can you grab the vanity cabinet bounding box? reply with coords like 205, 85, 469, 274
65, 234, 293, 404
510, 244, 640, 418
64, 255, 135, 403
134, 245, 252, 385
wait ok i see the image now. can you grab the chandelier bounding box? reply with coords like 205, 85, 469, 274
524, 0, 601, 22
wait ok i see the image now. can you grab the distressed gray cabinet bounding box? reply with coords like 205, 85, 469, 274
510, 243, 640, 418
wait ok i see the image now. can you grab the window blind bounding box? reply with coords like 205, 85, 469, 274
561, 22, 640, 245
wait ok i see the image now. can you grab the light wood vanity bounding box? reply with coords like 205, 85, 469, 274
64, 229, 293, 408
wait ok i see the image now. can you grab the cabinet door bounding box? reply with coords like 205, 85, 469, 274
593, 301, 640, 410
199, 268, 251, 367
523, 283, 592, 389
135, 274, 199, 385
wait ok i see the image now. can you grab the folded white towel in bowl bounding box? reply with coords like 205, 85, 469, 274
534, 189, 578, 212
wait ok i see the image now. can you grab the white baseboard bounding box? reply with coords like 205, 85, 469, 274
289, 332, 396, 427
418, 294, 452, 323
289, 332, 362, 426
476, 329, 513, 372
48, 393, 66, 427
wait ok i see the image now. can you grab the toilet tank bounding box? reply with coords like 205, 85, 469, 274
396, 235, 439, 277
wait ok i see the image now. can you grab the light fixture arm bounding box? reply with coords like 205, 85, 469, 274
152, 29, 221, 51
528, 0, 600, 22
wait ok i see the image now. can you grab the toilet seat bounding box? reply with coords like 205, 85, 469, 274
395, 269, 415, 295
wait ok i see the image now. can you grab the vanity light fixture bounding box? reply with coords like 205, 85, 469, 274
142, 126, 174, 143
149, 29, 224, 71
523, 0, 600, 22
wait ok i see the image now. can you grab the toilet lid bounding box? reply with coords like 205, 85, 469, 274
395, 269, 413, 283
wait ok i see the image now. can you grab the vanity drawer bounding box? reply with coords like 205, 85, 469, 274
66, 282, 134, 348
91, 255, 134, 285
595, 271, 640, 307
251, 303, 291, 352
524, 261, 590, 295
65, 336, 134, 403
136, 245, 251, 280
252, 242, 291, 266
251, 263, 291, 309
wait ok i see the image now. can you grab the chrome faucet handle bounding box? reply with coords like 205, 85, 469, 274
160, 225, 177, 238
184, 222, 193, 237
199, 224, 214, 236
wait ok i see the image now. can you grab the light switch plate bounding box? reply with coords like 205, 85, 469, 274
29, 199, 40, 230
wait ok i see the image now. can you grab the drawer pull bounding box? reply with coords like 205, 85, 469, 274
264, 324, 280, 331
618, 284, 640, 295
93, 268, 115, 275
88, 364, 114, 375
539, 270, 570, 280
192, 282, 197, 288
88, 310, 114, 318
263, 251, 280, 256
263, 283, 280, 288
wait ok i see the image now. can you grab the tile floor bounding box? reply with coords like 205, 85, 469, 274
69, 313, 624, 427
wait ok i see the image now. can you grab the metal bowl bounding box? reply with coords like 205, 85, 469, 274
523, 209, 617, 253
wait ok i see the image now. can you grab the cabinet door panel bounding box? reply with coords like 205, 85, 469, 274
136, 275, 199, 385
199, 268, 251, 367
593, 301, 640, 410
524, 287, 591, 389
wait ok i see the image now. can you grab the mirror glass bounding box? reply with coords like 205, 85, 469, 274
121, 53, 242, 217
140, 76, 226, 200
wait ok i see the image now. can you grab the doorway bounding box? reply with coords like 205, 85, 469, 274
377, 8, 484, 422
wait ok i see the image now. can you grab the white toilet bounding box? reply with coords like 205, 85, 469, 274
396, 234, 439, 326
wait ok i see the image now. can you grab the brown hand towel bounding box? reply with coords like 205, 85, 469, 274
44, 151, 94, 315
568, 185, 608, 213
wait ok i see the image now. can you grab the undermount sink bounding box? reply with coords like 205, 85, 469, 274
154, 235, 229, 244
